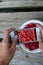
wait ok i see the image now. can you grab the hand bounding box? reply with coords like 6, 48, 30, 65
36, 24, 43, 53
0, 28, 17, 65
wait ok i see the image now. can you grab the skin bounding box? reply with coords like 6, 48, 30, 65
0, 28, 17, 65
36, 23, 43, 53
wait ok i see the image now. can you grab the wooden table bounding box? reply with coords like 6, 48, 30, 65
0, 1, 43, 65
0, 12, 42, 65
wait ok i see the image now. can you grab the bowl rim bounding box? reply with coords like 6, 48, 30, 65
19, 20, 43, 53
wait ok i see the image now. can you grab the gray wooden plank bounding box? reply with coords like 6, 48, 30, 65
0, 12, 43, 20
0, 1, 43, 8
2, 0, 43, 1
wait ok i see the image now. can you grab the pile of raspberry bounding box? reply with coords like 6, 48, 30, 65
18, 23, 39, 51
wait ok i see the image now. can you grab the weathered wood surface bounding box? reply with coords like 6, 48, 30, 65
0, 1, 43, 65
0, 12, 43, 65
2, 0, 43, 2
0, 12, 43, 38
0, 1, 43, 8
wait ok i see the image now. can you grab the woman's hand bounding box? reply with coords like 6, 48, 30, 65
36, 24, 43, 53
0, 28, 17, 65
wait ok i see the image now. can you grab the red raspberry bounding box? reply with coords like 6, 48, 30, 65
18, 23, 39, 51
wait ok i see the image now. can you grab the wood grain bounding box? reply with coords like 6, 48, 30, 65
0, 12, 43, 38
0, 1, 43, 8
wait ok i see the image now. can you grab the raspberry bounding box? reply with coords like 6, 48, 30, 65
18, 23, 39, 51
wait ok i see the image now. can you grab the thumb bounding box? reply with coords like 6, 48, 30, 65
9, 35, 18, 57
10, 35, 18, 50
13, 35, 18, 43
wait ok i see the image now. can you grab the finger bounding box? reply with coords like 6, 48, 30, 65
36, 23, 43, 33
39, 32, 43, 44
9, 35, 18, 57
10, 35, 18, 50
9, 39, 16, 56
12, 35, 18, 43
9, 42, 16, 59
3, 28, 15, 42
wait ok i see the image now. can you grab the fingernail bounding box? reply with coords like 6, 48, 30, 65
14, 35, 18, 39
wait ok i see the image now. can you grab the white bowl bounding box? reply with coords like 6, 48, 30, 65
19, 20, 43, 53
